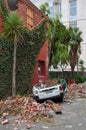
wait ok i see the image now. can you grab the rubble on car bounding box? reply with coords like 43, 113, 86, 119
32, 79, 67, 102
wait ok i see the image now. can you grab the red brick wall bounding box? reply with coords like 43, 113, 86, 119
17, 1, 27, 26
33, 11, 43, 27
17, 0, 46, 29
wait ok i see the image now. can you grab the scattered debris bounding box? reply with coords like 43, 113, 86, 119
65, 83, 86, 99
2, 112, 9, 119
0, 96, 62, 126
26, 122, 32, 129
1, 119, 9, 125
0, 82, 86, 129
45, 100, 62, 114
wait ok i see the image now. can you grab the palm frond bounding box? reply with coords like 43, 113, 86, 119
2, 11, 27, 43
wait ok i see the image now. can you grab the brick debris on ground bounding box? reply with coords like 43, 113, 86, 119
0, 82, 86, 129
0, 96, 62, 129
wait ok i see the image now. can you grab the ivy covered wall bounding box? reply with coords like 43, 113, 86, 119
0, 20, 47, 99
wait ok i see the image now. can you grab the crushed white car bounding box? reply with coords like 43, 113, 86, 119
32, 79, 67, 102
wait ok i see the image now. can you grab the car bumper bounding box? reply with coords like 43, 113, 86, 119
33, 92, 64, 101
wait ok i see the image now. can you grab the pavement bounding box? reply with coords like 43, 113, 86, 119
0, 97, 86, 130
79, 81, 86, 87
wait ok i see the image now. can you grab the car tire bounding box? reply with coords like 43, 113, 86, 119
59, 94, 64, 102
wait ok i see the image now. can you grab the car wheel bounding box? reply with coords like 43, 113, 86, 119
59, 94, 64, 102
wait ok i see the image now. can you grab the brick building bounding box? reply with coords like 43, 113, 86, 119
16, 0, 47, 30
0, 0, 48, 86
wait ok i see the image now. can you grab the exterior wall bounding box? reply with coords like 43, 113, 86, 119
53, 0, 86, 69
17, 0, 48, 86
77, 0, 86, 66
17, 1, 27, 26
17, 0, 46, 30
61, 0, 69, 28
1, 0, 48, 86
30, 40, 48, 86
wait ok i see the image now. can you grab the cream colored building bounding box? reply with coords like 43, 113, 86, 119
53, 0, 86, 70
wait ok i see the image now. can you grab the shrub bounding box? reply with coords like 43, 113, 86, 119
75, 75, 85, 83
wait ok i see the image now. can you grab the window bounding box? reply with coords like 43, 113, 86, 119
69, 0, 77, 21
48, 0, 54, 18
27, 8, 33, 29
58, 3, 61, 15
49, 6, 54, 18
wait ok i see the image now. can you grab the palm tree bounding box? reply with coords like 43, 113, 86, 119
68, 27, 82, 75
2, 11, 27, 98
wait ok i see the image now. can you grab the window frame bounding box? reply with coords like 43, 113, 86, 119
69, 0, 77, 21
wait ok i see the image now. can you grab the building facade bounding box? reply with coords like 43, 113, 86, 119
52, 0, 86, 70
17, 0, 47, 30
15, 0, 49, 86
0, 0, 49, 86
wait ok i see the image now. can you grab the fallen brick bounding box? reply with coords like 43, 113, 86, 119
1, 119, 9, 125
0, 96, 62, 124
26, 123, 32, 129
45, 100, 62, 114
2, 112, 9, 119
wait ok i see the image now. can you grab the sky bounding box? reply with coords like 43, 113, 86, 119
30, 0, 47, 8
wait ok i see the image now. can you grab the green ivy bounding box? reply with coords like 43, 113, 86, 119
0, 38, 13, 99
0, 0, 8, 20
0, 20, 47, 99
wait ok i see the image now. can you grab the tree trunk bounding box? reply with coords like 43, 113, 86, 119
69, 47, 78, 77
12, 42, 17, 98
71, 67, 74, 77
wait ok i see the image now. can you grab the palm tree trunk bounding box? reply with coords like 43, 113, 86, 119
12, 42, 17, 98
